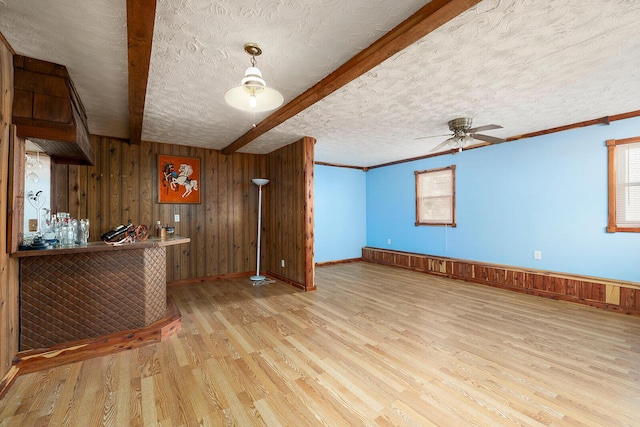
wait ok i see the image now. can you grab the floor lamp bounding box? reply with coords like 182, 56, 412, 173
251, 178, 269, 283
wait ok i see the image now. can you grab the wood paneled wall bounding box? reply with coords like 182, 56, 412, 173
362, 247, 640, 315
51, 135, 315, 287
0, 36, 19, 379
52, 135, 268, 282
263, 137, 316, 290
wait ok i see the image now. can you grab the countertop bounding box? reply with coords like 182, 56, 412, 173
11, 235, 190, 258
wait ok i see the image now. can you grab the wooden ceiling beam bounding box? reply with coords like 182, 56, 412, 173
126, 0, 157, 145
222, 0, 482, 155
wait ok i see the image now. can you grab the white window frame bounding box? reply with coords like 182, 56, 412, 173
415, 165, 456, 227
607, 136, 640, 233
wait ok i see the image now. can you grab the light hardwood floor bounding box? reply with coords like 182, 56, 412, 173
1, 262, 639, 426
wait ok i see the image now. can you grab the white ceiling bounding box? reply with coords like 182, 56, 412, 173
2, 0, 640, 167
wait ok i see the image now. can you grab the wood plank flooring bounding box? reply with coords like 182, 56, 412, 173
0, 262, 639, 426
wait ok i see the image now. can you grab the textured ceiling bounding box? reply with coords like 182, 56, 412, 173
1, 0, 640, 167
142, 0, 428, 151
0, 0, 129, 137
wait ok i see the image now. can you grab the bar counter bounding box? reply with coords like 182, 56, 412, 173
12, 235, 190, 257
13, 236, 189, 350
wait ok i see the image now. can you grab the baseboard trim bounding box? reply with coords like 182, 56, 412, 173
316, 257, 362, 267
0, 296, 182, 399
167, 271, 315, 291
362, 247, 640, 316
265, 271, 314, 291
167, 271, 253, 287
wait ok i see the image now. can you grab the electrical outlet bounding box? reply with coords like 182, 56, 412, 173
28, 219, 38, 232
281, 259, 285, 267
387, 238, 391, 245
534, 250, 542, 260
174, 214, 180, 222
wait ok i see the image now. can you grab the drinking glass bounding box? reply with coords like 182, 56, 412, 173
79, 219, 90, 244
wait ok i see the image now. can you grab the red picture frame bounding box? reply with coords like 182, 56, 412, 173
158, 155, 200, 204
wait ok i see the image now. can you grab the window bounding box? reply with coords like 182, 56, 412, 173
607, 136, 640, 233
415, 165, 456, 227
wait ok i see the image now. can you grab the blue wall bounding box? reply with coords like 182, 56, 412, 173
314, 165, 367, 263
366, 117, 640, 282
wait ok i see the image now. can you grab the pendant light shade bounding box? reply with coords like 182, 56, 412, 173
225, 43, 284, 113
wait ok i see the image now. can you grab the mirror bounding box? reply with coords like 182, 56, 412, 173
24, 141, 51, 238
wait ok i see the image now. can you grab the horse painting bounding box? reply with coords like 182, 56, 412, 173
160, 156, 200, 203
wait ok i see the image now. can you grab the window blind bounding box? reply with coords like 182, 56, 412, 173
615, 142, 640, 227
418, 168, 453, 224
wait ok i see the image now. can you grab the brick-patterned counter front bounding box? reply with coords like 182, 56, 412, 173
16, 237, 189, 350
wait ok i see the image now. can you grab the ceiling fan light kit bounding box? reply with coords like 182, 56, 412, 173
225, 43, 284, 113
444, 134, 474, 151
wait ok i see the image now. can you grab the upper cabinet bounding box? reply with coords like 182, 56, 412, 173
12, 55, 93, 165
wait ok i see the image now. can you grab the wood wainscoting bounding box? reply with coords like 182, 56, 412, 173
362, 247, 640, 315
264, 136, 316, 291
49, 135, 314, 288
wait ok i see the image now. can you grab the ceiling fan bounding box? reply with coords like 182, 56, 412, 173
416, 118, 505, 152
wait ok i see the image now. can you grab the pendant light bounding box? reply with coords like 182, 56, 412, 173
225, 43, 283, 113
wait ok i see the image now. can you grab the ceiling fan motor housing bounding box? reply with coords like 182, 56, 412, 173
448, 117, 473, 132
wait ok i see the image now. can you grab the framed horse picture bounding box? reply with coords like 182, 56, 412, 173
158, 155, 200, 203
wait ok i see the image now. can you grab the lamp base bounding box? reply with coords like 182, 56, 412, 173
250, 275, 266, 281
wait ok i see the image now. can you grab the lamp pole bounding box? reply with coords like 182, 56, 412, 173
251, 178, 269, 281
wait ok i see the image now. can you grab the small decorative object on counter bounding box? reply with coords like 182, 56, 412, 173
101, 224, 129, 242
18, 234, 55, 251
165, 226, 174, 235
160, 225, 166, 238
155, 220, 162, 237
101, 224, 150, 245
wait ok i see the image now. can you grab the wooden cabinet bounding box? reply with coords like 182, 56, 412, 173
12, 55, 93, 165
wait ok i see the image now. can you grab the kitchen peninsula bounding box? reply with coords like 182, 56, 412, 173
12, 235, 189, 351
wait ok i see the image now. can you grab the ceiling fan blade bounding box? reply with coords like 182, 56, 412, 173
430, 138, 453, 152
471, 133, 506, 144
413, 133, 451, 141
468, 124, 502, 133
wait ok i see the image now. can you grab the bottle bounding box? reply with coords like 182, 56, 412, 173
101, 225, 129, 242
155, 220, 162, 237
